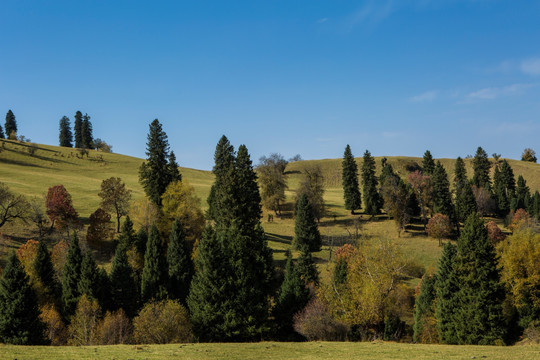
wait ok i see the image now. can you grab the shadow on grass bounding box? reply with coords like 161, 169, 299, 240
0, 156, 48, 169
265, 232, 292, 245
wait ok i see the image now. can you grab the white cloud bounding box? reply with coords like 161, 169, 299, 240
467, 83, 534, 101
347, 0, 396, 29
410, 90, 438, 103
317, 18, 328, 24
521, 58, 540, 76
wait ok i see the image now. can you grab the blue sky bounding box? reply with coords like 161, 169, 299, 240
1, 0, 539, 170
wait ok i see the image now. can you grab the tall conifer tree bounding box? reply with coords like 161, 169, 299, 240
456, 183, 477, 222
453, 213, 506, 344
206, 135, 236, 224
0, 123, 4, 139
73, 111, 83, 148
62, 233, 83, 317
141, 225, 168, 302
59, 116, 73, 147
432, 161, 454, 217
511, 175, 531, 211
78, 252, 100, 301
472, 147, 491, 191
167, 220, 193, 305
413, 273, 437, 343
0, 252, 47, 345
110, 245, 139, 317
81, 113, 94, 149
422, 150, 435, 175
435, 242, 458, 344
342, 145, 362, 214
4, 110, 17, 138
294, 194, 321, 252
295, 245, 319, 285
362, 150, 381, 216
34, 240, 58, 297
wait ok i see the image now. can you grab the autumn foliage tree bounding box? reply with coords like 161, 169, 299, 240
86, 208, 113, 248
98, 177, 132, 233
426, 214, 452, 246
45, 185, 78, 234
408, 171, 432, 226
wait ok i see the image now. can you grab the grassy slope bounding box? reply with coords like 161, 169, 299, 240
1, 342, 539, 359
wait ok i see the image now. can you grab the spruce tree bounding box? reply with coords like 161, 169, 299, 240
432, 161, 454, 217
4, 110, 17, 138
110, 245, 139, 317
454, 157, 468, 221
34, 240, 57, 296
500, 160, 516, 198
422, 150, 435, 175
531, 191, 540, 220
511, 175, 531, 211
78, 252, 100, 302
295, 245, 319, 285
234, 144, 263, 231
413, 273, 437, 343
139, 119, 175, 206
62, 233, 83, 317
472, 147, 491, 191
456, 183, 477, 222
167, 151, 182, 184
435, 242, 458, 344
135, 227, 148, 257
0, 123, 4, 139
453, 213, 506, 344
81, 113, 94, 149
0, 252, 47, 345
73, 111, 83, 148
342, 144, 362, 214
167, 220, 193, 305
207, 135, 236, 225
96, 267, 111, 313
493, 165, 509, 216
362, 150, 382, 216
273, 251, 310, 339
294, 194, 322, 252
59, 116, 73, 147
141, 224, 168, 302
117, 215, 136, 250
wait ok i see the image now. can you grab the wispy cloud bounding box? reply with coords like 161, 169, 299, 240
521, 58, 540, 76
409, 90, 438, 103
317, 18, 328, 24
466, 83, 535, 101
346, 0, 396, 29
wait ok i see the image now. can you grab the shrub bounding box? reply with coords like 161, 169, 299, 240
40, 304, 67, 345
95, 309, 132, 345
293, 298, 349, 341
67, 295, 101, 345
133, 299, 192, 344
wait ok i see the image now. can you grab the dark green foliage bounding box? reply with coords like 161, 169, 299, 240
296, 166, 325, 221
294, 194, 321, 252
110, 245, 139, 318
435, 242, 458, 344
117, 216, 136, 250
167, 151, 182, 184
96, 267, 112, 313
0, 123, 4, 139
493, 166, 510, 216
135, 227, 148, 257
432, 161, 454, 217
141, 225, 168, 303
531, 191, 540, 219
456, 183, 477, 222
472, 147, 491, 191
62, 233, 83, 317
273, 251, 311, 339
58, 116, 73, 147
139, 119, 178, 206
453, 213, 506, 344
422, 150, 435, 175
167, 220, 193, 305
78, 252, 99, 300
0, 252, 47, 345
296, 246, 319, 285
511, 175, 531, 212
4, 110, 17, 138
361, 150, 382, 216
73, 111, 83, 148
207, 135, 236, 224
235, 144, 263, 231
342, 145, 362, 214
500, 160, 516, 196
453, 157, 467, 192
34, 240, 57, 296
379, 158, 395, 187
383, 315, 405, 341
413, 273, 437, 343
81, 113, 94, 149
333, 257, 347, 286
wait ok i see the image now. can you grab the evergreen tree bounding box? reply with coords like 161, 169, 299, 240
139, 119, 176, 206
273, 251, 311, 339
110, 245, 139, 318
472, 147, 491, 191
435, 242, 458, 344
0, 252, 47, 345
167, 220, 193, 305
234, 144, 263, 231
511, 175, 531, 212
62, 233, 83, 317
422, 150, 435, 175
493, 165, 510, 216
167, 151, 182, 184
34, 240, 57, 296
78, 252, 100, 302
96, 267, 111, 313
59, 116, 73, 147
73, 111, 83, 148
500, 160, 516, 198
141, 225, 168, 302
454, 157, 468, 221
0, 123, 4, 139
295, 245, 319, 285
135, 227, 148, 257
116, 215, 135, 250
452, 213, 506, 344
294, 194, 322, 252
342, 144, 362, 214
456, 183, 477, 222
413, 273, 437, 343
362, 150, 382, 216
4, 110, 17, 138
531, 191, 540, 220
81, 113, 93, 149
432, 161, 454, 217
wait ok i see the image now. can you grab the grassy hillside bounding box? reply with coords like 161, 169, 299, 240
1, 342, 539, 359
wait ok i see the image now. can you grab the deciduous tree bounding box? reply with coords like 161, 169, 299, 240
521, 148, 537, 163
426, 213, 452, 246
133, 299, 192, 344
86, 208, 113, 248
408, 170, 433, 226
99, 177, 132, 233
257, 153, 288, 216
0, 182, 28, 229
45, 185, 78, 234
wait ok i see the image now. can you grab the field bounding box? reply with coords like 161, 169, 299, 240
1, 342, 539, 359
